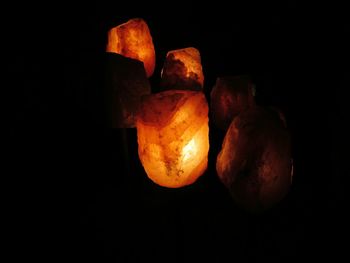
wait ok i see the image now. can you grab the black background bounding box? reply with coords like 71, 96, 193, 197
8, 1, 345, 261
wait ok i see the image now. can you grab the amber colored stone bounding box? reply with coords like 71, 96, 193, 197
136, 90, 209, 188
216, 106, 292, 212
106, 18, 156, 77
105, 53, 151, 128
210, 76, 255, 131
160, 47, 204, 91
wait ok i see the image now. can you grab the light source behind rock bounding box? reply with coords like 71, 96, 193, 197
136, 90, 209, 188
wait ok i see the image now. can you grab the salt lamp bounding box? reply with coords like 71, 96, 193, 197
105, 52, 151, 128
210, 75, 255, 131
136, 90, 209, 188
106, 18, 156, 77
216, 106, 292, 212
160, 47, 204, 91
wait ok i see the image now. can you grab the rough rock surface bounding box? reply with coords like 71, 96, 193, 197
136, 90, 209, 188
160, 48, 204, 91
105, 53, 151, 128
106, 18, 155, 77
216, 106, 292, 212
210, 76, 255, 131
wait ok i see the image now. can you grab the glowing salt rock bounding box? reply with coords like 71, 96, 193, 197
136, 90, 209, 188
106, 18, 156, 77
160, 47, 204, 91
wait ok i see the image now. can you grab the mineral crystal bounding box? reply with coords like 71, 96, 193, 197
136, 90, 209, 188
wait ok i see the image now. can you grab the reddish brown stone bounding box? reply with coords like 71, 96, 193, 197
160, 47, 204, 91
216, 106, 292, 212
210, 76, 255, 131
105, 53, 151, 128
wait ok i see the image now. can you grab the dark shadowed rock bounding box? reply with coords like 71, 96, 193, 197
210, 75, 255, 131
216, 106, 292, 212
105, 52, 151, 128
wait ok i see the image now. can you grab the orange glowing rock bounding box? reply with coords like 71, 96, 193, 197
106, 18, 156, 77
136, 90, 209, 188
210, 76, 255, 131
216, 106, 292, 212
160, 47, 204, 91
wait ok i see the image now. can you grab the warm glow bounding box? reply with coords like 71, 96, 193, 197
160, 47, 204, 91
106, 18, 156, 77
136, 90, 209, 188
168, 48, 203, 84
182, 138, 197, 161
